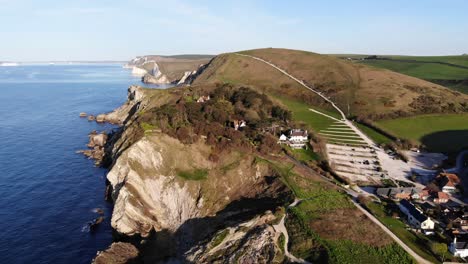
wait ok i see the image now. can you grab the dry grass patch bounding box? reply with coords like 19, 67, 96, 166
309, 208, 393, 247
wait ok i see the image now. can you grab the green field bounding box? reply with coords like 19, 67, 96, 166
355, 123, 393, 145
362, 60, 468, 80
353, 55, 468, 94
376, 114, 468, 153
277, 97, 341, 132
291, 147, 320, 162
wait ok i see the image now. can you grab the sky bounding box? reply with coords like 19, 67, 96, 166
1, 0, 468, 61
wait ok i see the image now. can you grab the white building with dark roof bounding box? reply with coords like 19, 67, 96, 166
278, 129, 309, 149
450, 235, 468, 257
399, 199, 435, 234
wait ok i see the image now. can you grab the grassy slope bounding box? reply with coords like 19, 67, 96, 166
376, 114, 468, 152
256, 158, 414, 263
366, 202, 442, 263
355, 123, 392, 145
235, 49, 467, 119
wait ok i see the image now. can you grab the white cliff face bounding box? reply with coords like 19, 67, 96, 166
177, 71, 194, 85
131, 66, 148, 76
105, 128, 280, 238
108, 138, 202, 236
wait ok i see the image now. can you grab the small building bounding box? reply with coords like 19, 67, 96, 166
376, 187, 421, 201
278, 129, 309, 149
419, 189, 431, 201
437, 173, 460, 194
434, 192, 449, 204
233, 120, 247, 131
289, 129, 308, 143
278, 134, 288, 142
197, 95, 210, 103
398, 199, 435, 234
450, 235, 468, 258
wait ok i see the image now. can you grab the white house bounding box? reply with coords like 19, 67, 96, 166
450, 236, 468, 258
288, 129, 308, 149
289, 129, 308, 143
278, 134, 288, 142
277, 129, 309, 149
399, 199, 435, 234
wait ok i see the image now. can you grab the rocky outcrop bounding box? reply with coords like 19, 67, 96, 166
92, 242, 139, 264
96, 85, 145, 125
78, 131, 108, 165
185, 212, 285, 264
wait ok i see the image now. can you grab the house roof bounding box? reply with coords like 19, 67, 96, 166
400, 199, 428, 222
376, 188, 391, 197
438, 173, 460, 189
441, 173, 460, 184
437, 192, 450, 200
454, 235, 468, 249
290, 129, 307, 137
376, 187, 422, 198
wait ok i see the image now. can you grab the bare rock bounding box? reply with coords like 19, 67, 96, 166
92, 242, 139, 264
88, 115, 96, 121
185, 212, 284, 264
96, 114, 106, 123
79, 112, 87, 117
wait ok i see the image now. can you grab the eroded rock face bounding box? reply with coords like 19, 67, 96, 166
185, 212, 285, 264
92, 242, 139, 264
106, 134, 278, 237
97, 85, 145, 124
78, 131, 108, 165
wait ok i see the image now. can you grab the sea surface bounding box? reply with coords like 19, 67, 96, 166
0, 64, 157, 263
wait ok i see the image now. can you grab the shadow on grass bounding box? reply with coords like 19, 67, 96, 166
421, 130, 468, 153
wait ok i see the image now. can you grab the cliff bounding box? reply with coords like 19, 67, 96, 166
124, 55, 213, 85
93, 84, 293, 262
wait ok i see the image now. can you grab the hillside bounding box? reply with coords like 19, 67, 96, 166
91, 85, 415, 263
336, 54, 468, 94
194, 48, 468, 121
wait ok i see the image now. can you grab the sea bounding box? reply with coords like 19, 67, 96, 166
0, 64, 159, 264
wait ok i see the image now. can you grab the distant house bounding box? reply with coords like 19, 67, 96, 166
398, 199, 435, 234
434, 192, 450, 204
419, 189, 431, 201
450, 235, 468, 257
278, 134, 288, 142
197, 95, 210, 103
437, 173, 460, 194
278, 129, 309, 149
233, 120, 247, 131
376, 187, 421, 201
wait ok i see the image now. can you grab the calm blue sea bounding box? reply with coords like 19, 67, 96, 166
0, 64, 152, 263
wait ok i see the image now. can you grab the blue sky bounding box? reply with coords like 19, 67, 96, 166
1, 0, 467, 61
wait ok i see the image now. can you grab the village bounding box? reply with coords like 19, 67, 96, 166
373, 171, 468, 258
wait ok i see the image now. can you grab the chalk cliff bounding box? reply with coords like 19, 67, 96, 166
124, 55, 213, 85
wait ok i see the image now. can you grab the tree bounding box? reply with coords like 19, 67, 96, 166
430, 242, 448, 262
